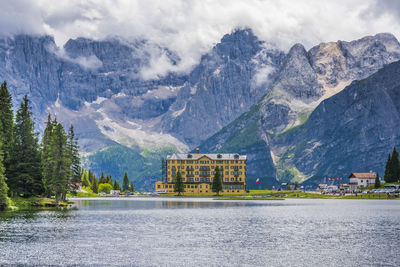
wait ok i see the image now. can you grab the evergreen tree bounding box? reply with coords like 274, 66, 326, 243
384, 153, 392, 182
48, 122, 71, 205
99, 172, 106, 184
113, 180, 121, 191
81, 169, 90, 187
391, 147, 400, 182
122, 172, 129, 191
0, 81, 15, 182
8, 95, 42, 196
41, 114, 55, 197
91, 174, 98, 193
0, 145, 9, 210
106, 175, 113, 186
375, 172, 381, 188
211, 166, 223, 196
68, 125, 81, 193
174, 171, 184, 196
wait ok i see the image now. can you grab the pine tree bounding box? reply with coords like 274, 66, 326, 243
8, 95, 42, 196
174, 171, 184, 196
48, 122, 71, 206
0, 145, 9, 210
391, 147, 400, 182
375, 172, 381, 188
122, 172, 129, 191
106, 175, 113, 186
0, 81, 14, 183
68, 125, 81, 193
81, 169, 90, 187
91, 174, 98, 193
384, 153, 392, 182
113, 180, 121, 191
41, 114, 55, 197
211, 166, 223, 196
99, 172, 106, 184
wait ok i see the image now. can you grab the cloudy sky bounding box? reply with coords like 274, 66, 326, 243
1, 0, 400, 77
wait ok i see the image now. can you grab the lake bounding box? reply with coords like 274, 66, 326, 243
1, 198, 400, 266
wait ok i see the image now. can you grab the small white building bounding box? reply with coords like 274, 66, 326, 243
348, 172, 377, 191
110, 190, 121, 196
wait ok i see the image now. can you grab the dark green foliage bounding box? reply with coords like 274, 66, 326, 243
173, 171, 184, 196
68, 125, 81, 193
48, 122, 72, 205
211, 166, 223, 195
384, 147, 400, 183
106, 175, 113, 186
81, 169, 90, 187
122, 172, 129, 191
129, 182, 134, 192
391, 147, 400, 182
99, 172, 106, 184
91, 174, 98, 193
384, 154, 391, 182
8, 95, 42, 197
113, 180, 121, 191
0, 146, 9, 210
0, 82, 14, 181
41, 114, 54, 197
375, 173, 381, 188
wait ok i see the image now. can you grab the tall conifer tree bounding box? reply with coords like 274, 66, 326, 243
212, 166, 223, 196
68, 125, 81, 193
173, 171, 184, 196
41, 114, 54, 197
8, 95, 42, 196
390, 147, 400, 182
0, 145, 9, 210
0, 81, 15, 185
384, 153, 392, 182
48, 122, 71, 205
122, 172, 129, 191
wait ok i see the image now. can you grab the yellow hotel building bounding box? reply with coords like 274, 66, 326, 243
155, 150, 247, 194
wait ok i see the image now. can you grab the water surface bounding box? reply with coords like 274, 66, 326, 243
1, 198, 399, 266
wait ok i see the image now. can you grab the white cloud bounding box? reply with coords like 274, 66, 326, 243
0, 0, 399, 78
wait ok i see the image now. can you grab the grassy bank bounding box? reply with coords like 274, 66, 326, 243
9, 196, 72, 210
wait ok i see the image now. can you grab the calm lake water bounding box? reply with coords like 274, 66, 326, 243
1, 198, 400, 266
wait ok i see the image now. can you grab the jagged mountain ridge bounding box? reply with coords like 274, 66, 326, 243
0, 29, 284, 189
199, 33, 400, 188
275, 60, 400, 186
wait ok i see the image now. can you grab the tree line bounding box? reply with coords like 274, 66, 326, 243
81, 169, 134, 194
384, 147, 400, 183
0, 82, 82, 209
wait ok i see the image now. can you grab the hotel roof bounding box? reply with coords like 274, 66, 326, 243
166, 152, 247, 161
349, 172, 377, 179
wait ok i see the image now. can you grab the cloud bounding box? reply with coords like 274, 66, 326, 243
0, 0, 400, 78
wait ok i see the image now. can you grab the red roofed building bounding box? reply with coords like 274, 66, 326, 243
349, 172, 377, 191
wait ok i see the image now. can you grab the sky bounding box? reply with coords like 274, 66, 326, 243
1, 0, 399, 78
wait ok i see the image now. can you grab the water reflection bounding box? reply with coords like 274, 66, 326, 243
1, 199, 400, 266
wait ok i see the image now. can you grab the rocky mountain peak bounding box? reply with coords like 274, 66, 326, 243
215, 28, 263, 61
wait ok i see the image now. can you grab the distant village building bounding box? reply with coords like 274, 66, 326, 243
155, 149, 247, 194
110, 190, 121, 196
348, 172, 377, 191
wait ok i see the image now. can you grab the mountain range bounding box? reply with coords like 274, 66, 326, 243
1, 29, 400, 189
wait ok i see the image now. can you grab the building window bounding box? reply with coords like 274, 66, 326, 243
157, 185, 160, 188
231, 178, 234, 181
225, 166, 228, 169
225, 171, 228, 175
200, 185, 202, 188
196, 178, 199, 181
